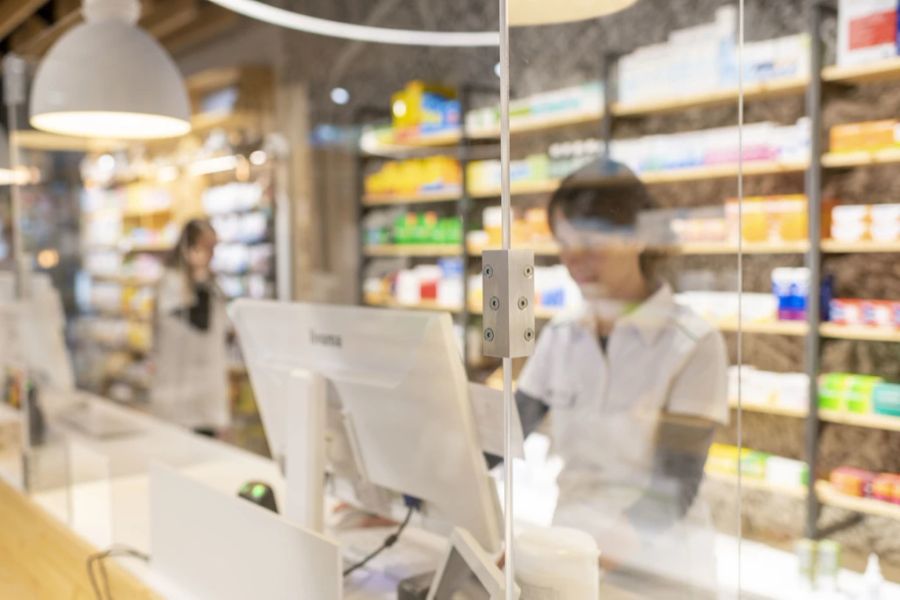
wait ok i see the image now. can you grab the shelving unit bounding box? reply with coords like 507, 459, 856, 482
355, 4, 900, 540
816, 481, 900, 520
363, 244, 461, 257
704, 470, 807, 499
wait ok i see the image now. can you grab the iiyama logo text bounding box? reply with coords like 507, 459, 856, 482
310, 330, 342, 348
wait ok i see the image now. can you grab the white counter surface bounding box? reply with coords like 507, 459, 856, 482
13, 392, 900, 599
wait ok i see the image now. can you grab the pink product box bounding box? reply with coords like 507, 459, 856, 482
704, 145, 778, 165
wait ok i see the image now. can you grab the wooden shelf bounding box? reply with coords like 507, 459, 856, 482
365, 297, 462, 313
729, 400, 900, 432
677, 240, 808, 255
123, 242, 173, 253
705, 470, 807, 499
717, 320, 808, 336
123, 207, 173, 219
470, 179, 562, 199
821, 240, 900, 253
467, 301, 559, 320
819, 323, 899, 342
819, 410, 900, 432
822, 57, 900, 84
614, 76, 809, 117
363, 244, 461, 257
467, 242, 561, 256
89, 273, 160, 287
728, 399, 807, 418
822, 148, 900, 168
468, 109, 605, 139
717, 320, 897, 341
362, 189, 461, 206
639, 160, 809, 184
816, 481, 900, 520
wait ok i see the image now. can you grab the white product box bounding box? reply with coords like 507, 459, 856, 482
837, 0, 898, 66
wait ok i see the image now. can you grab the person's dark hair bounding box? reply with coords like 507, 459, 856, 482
548, 158, 668, 281
167, 218, 215, 270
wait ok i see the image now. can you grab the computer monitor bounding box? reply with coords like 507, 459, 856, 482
229, 299, 503, 552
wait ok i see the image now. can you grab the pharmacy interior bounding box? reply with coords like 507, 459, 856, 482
1, 0, 900, 598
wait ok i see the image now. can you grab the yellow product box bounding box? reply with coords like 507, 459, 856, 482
829, 120, 900, 154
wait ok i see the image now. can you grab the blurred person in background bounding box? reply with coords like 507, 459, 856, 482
152, 218, 229, 437
515, 159, 728, 595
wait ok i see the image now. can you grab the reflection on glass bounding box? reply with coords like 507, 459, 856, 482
515, 159, 728, 592
151, 219, 230, 435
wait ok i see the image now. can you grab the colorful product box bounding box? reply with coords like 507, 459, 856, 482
819, 373, 884, 413
830, 466, 876, 497
829, 298, 900, 327
873, 383, 900, 416
829, 120, 900, 153
837, 0, 899, 67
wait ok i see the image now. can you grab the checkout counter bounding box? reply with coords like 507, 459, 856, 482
3, 392, 899, 600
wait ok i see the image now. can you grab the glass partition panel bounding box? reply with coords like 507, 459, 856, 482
506, 1, 747, 597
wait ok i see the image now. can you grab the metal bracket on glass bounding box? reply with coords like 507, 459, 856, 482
481, 249, 536, 359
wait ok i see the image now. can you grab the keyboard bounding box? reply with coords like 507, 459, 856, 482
338, 526, 447, 581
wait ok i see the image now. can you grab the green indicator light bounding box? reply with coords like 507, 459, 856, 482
252, 484, 266, 499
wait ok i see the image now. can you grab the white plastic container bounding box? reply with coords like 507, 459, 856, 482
515, 526, 600, 600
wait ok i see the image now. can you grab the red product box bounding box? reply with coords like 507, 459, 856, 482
829, 299, 866, 326
831, 466, 876, 497
862, 300, 896, 328
850, 11, 897, 50
872, 473, 900, 503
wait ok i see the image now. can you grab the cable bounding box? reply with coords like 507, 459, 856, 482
342, 505, 415, 578
86, 545, 150, 600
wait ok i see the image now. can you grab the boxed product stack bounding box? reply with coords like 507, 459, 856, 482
391, 81, 459, 136
467, 264, 581, 314
829, 298, 900, 330
466, 83, 604, 134
706, 443, 809, 489
392, 212, 462, 246
725, 195, 825, 244
467, 206, 553, 252
365, 156, 462, 197
830, 203, 900, 242
364, 259, 464, 308
617, 6, 809, 106
829, 120, 900, 154
610, 120, 810, 174
727, 366, 809, 412
819, 373, 900, 417
837, 0, 899, 67
771, 267, 812, 321
831, 466, 900, 504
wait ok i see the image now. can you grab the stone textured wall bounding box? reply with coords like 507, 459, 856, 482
277, 0, 898, 567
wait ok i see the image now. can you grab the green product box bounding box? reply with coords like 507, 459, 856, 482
740, 450, 769, 480
874, 383, 900, 417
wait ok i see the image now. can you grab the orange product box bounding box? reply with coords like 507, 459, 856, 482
829, 120, 900, 154
830, 466, 875, 497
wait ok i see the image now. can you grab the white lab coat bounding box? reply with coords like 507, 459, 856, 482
150, 269, 230, 430
517, 284, 729, 594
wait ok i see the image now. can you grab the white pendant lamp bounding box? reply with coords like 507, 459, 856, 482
510, 0, 638, 26
29, 0, 191, 140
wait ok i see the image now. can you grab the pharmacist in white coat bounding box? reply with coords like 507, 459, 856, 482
515, 159, 728, 595
151, 219, 230, 436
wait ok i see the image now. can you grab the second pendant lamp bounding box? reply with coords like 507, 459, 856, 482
29, 0, 191, 140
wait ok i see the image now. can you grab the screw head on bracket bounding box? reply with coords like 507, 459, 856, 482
523, 265, 534, 279
524, 328, 535, 342
517, 296, 528, 310
484, 328, 495, 342
489, 296, 501, 311
483, 265, 494, 278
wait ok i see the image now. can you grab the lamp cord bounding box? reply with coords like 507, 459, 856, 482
342, 505, 415, 578
86, 544, 150, 600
